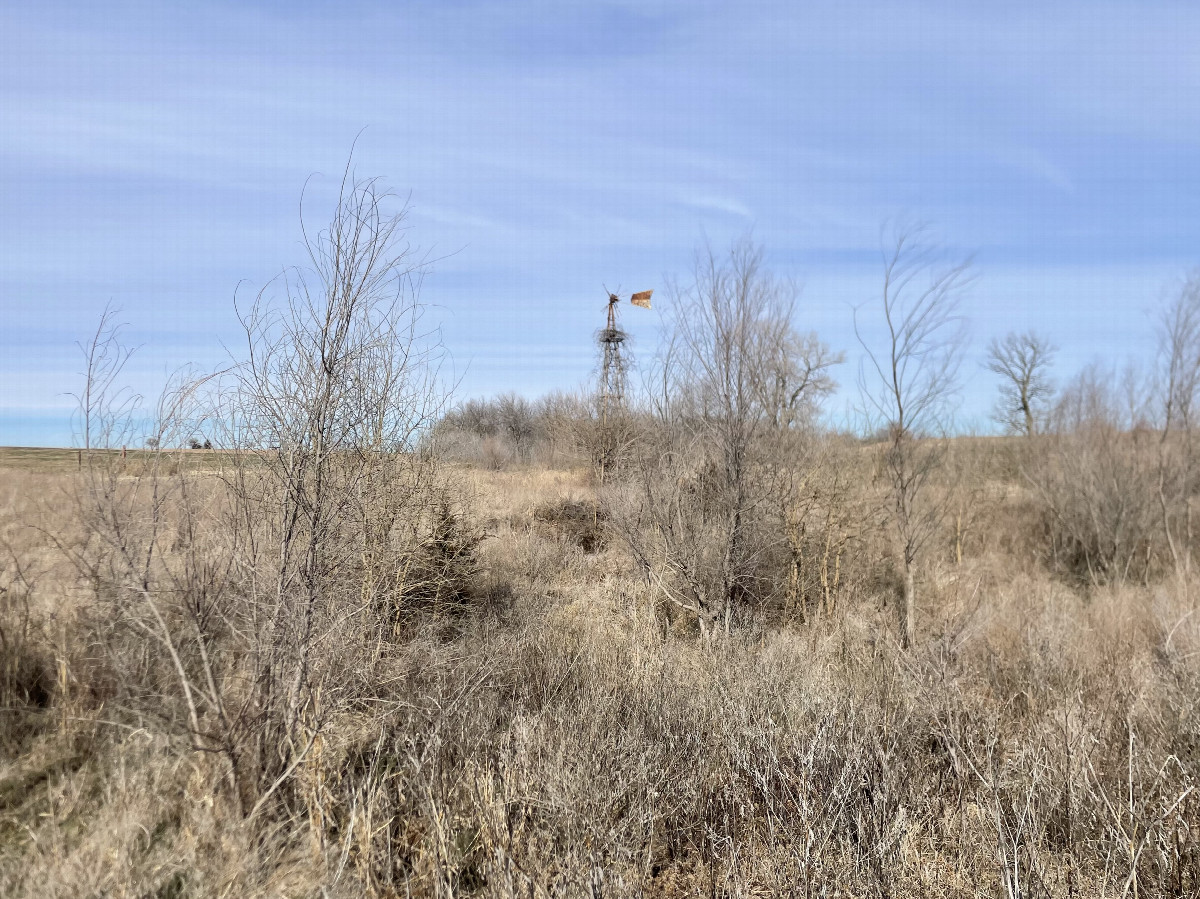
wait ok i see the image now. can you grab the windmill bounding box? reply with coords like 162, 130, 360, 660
595, 289, 652, 480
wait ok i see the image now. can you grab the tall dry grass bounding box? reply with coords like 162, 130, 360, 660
1, 446, 1198, 897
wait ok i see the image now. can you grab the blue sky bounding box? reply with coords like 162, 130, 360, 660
2, 0, 1198, 445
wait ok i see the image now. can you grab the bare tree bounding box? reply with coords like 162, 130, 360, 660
855, 224, 971, 647
758, 330, 841, 429
495, 391, 539, 462
71, 303, 140, 455
616, 238, 839, 637
757, 316, 845, 623
985, 331, 1057, 436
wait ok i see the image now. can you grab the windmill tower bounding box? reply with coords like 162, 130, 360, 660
595, 289, 651, 478
597, 292, 628, 427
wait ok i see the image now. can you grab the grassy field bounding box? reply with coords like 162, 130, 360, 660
0, 446, 241, 473
0, 446, 94, 473
1, 444, 1198, 897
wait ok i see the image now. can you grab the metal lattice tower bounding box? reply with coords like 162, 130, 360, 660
593, 289, 651, 482
597, 292, 628, 428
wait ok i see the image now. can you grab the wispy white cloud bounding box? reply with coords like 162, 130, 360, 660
1, 0, 1198, 444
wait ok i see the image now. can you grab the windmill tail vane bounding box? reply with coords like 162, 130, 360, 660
630, 290, 653, 309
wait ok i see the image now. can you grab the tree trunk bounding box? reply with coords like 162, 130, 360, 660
902, 562, 916, 648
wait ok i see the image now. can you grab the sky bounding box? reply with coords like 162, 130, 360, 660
2, 0, 1198, 445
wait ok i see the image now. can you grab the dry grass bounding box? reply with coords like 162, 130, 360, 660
1, 446, 1198, 897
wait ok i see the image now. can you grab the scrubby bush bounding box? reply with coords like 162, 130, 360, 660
1027, 364, 1167, 585
435, 391, 594, 468
532, 497, 606, 553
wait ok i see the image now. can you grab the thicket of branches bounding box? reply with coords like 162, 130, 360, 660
35, 168, 484, 831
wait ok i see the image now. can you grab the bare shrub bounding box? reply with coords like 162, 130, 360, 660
536, 389, 595, 467
769, 431, 871, 622
435, 391, 596, 469
50, 165, 477, 840
1028, 363, 1164, 585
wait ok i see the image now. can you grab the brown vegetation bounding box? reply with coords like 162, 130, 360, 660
3, 424, 1200, 897
2, 189, 1199, 896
